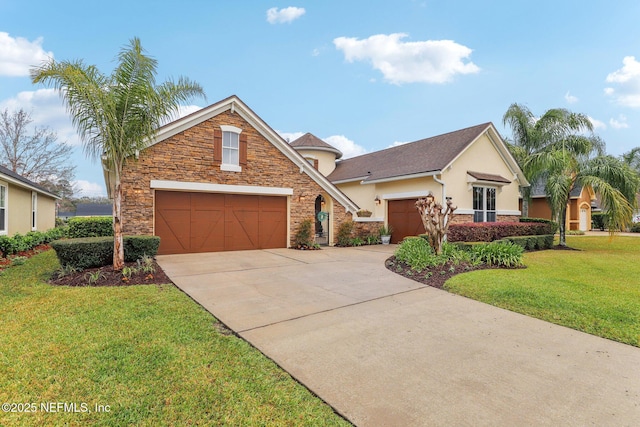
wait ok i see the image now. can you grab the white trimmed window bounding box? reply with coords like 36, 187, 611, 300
473, 186, 496, 222
31, 192, 37, 231
0, 183, 6, 234
220, 125, 242, 172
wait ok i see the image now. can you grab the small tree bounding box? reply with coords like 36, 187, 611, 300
415, 193, 456, 255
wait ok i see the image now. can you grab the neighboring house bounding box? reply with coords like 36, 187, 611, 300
75, 203, 113, 217
0, 164, 59, 236
57, 203, 113, 219
291, 123, 528, 243
104, 95, 358, 255
524, 178, 596, 231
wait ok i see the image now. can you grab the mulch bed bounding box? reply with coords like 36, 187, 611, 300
49, 260, 173, 287
0, 244, 52, 270
0, 244, 172, 286
385, 256, 518, 289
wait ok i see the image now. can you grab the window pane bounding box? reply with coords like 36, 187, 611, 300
229, 148, 239, 165
473, 187, 483, 210
0, 208, 4, 230
222, 147, 230, 164
223, 131, 238, 149
474, 211, 484, 222
487, 188, 496, 210
0, 186, 4, 207
487, 211, 496, 222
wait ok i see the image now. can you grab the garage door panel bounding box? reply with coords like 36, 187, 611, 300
155, 191, 287, 254
225, 207, 260, 251
388, 199, 424, 244
191, 209, 224, 253
259, 196, 287, 248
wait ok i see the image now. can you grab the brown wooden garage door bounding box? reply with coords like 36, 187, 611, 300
155, 191, 287, 255
387, 199, 424, 244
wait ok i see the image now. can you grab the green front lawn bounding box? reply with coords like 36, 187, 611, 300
0, 251, 349, 426
445, 236, 640, 347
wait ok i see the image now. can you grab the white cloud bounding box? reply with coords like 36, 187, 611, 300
0, 88, 79, 145
0, 32, 53, 77
277, 131, 367, 158
388, 141, 409, 148
73, 180, 106, 197
277, 131, 305, 143
324, 135, 367, 158
588, 116, 607, 130
564, 91, 578, 104
266, 7, 305, 24
605, 56, 640, 107
333, 33, 479, 84
312, 48, 320, 57
609, 114, 629, 129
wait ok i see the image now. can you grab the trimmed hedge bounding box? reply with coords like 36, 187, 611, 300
447, 221, 554, 243
519, 217, 558, 234
51, 235, 160, 269
498, 234, 555, 251
67, 216, 113, 238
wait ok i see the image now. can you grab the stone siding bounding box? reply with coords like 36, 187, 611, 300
120, 109, 351, 246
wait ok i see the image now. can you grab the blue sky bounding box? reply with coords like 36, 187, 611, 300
2, 1, 640, 197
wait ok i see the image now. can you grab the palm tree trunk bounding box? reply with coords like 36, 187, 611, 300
113, 180, 124, 271
558, 206, 567, 247
521, 186, 530, 218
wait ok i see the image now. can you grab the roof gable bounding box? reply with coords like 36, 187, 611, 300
0, 165, 60, 199
328, 123, 527, 184
107, 95, 358, 212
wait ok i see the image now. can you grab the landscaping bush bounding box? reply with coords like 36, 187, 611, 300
519, 217, 558, 234
470, 241, 524, 268
591, 212, 607, 231
51, 235, 160, 269
395, 237, 439, 271
294, 219, 314, 248
499, 234, 554, 251
630, 223, 640, 233
44, 226, 68, 242
67, 216, 113, 238
336, 220, 354, 246
394, 238, 470, 271
448, 221, 554, 242
124, 236, 161, 262
0, 228, 67, 258
0, 235, 17, 258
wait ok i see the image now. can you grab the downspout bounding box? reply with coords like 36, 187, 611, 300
433, 173, 445, 201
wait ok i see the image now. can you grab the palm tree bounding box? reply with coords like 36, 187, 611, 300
31, 38, 205, 270
502, 103, 593, 217
529, 143, 639, 246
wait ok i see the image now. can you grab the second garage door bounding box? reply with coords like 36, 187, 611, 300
387, 199, 424, 244
155, 191, 287, 255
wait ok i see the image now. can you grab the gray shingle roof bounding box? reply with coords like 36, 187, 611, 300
327, 123, 492, 183
530, 176, 583, 198
0, 164, 59, 198
289, 133, 343, 159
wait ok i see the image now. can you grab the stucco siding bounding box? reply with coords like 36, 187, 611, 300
442, 133, 520, 214
4, 185, 56, 235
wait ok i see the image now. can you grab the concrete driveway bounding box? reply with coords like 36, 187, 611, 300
158, 246, 640, 426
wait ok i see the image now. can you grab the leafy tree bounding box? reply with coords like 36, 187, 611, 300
32, 37, 205, 270
0, 108, 76, 191
502, 103, 594, 217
